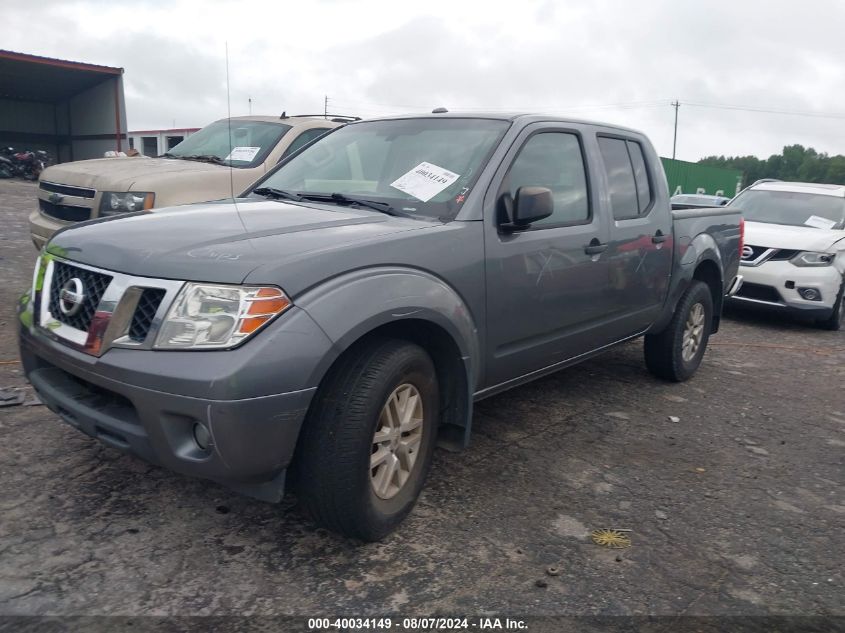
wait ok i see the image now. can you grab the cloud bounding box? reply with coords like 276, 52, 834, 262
1, 0, 844, 160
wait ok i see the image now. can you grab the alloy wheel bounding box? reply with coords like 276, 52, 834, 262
682, 302, 705, 362
370, 383, 424, 500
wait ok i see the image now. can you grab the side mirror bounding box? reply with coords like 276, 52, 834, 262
502, 186, 553, 231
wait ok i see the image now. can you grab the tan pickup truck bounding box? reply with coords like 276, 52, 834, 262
29, 115, 347, 249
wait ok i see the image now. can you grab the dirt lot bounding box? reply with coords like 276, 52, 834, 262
0, 179, 843, 620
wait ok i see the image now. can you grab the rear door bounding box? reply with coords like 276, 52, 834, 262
597, 134, 673, 336
483, 123, 613, 387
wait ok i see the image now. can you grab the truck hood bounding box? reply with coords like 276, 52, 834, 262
40, 157, 225, 192
47, 199, 431, 285
744, 221, 845, 252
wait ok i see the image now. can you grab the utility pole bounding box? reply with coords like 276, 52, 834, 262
324, 95, 328, 119
671, 100, 680, 159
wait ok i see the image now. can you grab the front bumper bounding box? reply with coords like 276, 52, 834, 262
727, 259, 842, 319
19, 315, 325, 502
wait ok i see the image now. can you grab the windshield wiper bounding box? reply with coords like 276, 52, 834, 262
253, 187, 304, 202
159, 152, 177, 158
178, 154, 227, 165
301, 192, 405, 216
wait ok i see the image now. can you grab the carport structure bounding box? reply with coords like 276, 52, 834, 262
0, 50, 128, 163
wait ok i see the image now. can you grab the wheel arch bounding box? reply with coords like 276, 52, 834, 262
692, 258, 723, 333
294, 267, 479, 451
650, 233, 725, 335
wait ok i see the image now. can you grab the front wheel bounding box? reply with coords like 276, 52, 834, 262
294, 339, 439, 541
644, 280, 714, 382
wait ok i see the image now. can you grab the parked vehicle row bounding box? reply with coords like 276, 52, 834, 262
18, 112, 743, 540
27, 115, 347, 249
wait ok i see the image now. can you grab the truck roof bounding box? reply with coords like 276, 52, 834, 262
221, 115, 340, 125
362, 111, 647, 135
752, 181, 845, 198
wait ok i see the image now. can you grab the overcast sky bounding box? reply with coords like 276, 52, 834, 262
3, 0, 845, 161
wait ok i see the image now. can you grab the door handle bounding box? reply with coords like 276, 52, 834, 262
584, 240, 608, 255
652, 231, 668, 244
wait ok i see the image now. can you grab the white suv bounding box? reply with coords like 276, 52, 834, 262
726, 181, 845, 330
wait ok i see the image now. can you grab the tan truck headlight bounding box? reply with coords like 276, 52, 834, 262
99, 192, 155, 216
154, 284, 291, 349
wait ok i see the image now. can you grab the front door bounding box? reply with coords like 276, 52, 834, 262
483, 126, 613, 388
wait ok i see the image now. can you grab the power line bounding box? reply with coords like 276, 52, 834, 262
683, 101, 845, 120
328, 97, 671, 114
330, 95, 845, 121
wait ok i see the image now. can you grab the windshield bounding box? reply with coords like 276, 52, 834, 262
728, 189, 845, 229
165, 120, 291, 168
251, 118, 510, 219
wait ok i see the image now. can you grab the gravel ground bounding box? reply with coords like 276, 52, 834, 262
0, 179, 843, 620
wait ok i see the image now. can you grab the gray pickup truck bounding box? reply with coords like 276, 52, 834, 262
18, 113, 743, 540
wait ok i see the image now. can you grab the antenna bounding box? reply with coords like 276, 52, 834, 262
324, 95, 328, 119
225, 42, 234, 201
248, 96, 252, 115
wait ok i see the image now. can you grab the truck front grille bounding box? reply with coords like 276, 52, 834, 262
735, 282, 782, 303
48, 262, 113, 332
39, 199, 92, 222
128, 289, 166, 342
741, 245, 801, 266
39, 181, 96, 199
741, 245, 768, 262
768, 249, 800, 261
38, 257, 182, 356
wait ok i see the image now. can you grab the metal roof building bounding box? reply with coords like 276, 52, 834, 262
0, 49, 128, 163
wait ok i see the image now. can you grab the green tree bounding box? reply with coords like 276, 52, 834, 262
699, 145, 845, 188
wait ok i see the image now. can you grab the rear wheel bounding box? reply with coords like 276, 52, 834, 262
644, 280, 714, 382
294, 339, 439, 541
816, 280, 844, 331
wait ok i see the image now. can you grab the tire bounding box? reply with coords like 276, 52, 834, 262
294, 339, 439, 541
644, 280, 714, 382
816, 280, 844, 331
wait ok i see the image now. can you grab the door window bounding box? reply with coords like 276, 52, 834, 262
280, 128, 331, 161
598, 136, 653, 220
504, 132, 590, 228
627, 140, 653, 213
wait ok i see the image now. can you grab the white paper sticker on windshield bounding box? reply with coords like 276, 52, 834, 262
804, 215, 837, 230
225, 146, 261, 162
390, 162, 460, 202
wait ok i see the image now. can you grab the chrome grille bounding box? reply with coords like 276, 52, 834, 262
39, 181, 96, 199
48, 262, 113, 332
740, 245, 800, 266
741, 245, 768, 261
128, 288, 166, 342
37, 258, 183, 356
39, 198, 91, 222
769, 249, 800, 261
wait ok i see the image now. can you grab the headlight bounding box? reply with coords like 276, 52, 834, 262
790, 251, 835, 267
99, 191, 155, 216
154, 284, 291, 349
